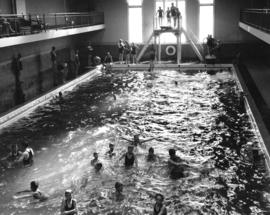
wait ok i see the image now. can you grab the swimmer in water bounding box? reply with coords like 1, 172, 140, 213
112, 182, 125, 202
105, 143, 116, 157
15, 181, 48, 201
60, 189, 78, 215
146, 147, 158, 162
168, 148, 187, 179
91, 152, 99, 166
95, 162, 103, 173
119, 145, 138, 168
15, 143, 34, 167
121, 134, 155, 147
153, 193, 167, 215
1, 144, 20, 162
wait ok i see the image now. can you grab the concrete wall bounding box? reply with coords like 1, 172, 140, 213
25, 0, 66, 14
0, 0, 12, 14
0, 31, 99, 114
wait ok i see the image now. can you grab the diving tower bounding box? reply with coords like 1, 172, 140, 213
136, 15, 204, 63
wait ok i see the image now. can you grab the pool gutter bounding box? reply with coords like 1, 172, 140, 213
233, 64, 270, 173
0, 67, 101, 131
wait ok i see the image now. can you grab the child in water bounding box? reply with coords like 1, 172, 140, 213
60, 189, 78, 215
105, 143, 116, 157
14, 181, 48, 201
91, 152, 99, 166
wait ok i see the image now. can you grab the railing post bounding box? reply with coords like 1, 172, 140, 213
55, 14, 57, 30
43, 14, 46, 32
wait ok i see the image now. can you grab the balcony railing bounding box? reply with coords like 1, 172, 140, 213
0, 12, 104, 38
240, 9, 270, 32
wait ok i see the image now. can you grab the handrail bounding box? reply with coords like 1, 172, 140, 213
240, 8, 270, 33
0, 11, 104, 38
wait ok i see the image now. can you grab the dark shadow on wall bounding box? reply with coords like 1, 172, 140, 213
36, 54, 43, 93
11, 54, 25, 106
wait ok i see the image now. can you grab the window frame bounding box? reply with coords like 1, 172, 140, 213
128, 4, 143, 43
199, 0, 215, 42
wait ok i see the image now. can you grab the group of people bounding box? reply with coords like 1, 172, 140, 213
157, 3, 182, 28
50, 46, 81, 86
2, 132, 189, 214
118, 39, 138, 64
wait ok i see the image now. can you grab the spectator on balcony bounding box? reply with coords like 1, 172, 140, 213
0, 17, 15, 36
50, 46, 57, 86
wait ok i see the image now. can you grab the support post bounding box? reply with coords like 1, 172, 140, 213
158, 35, 161, 62
177, 16, 181, 64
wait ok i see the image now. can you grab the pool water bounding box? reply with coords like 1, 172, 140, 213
0, 69, 269, 215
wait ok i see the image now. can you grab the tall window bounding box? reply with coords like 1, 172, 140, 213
128, 0, 143, 43
155, 0, 186, 44
199, 0, 214, 42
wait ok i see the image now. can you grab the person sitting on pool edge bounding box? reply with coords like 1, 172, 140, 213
153, 193, 167, 215
119, 145, 138, 168
146, 147, 158, 162
105, 143, 116, 157
91, 152, 99, 166
15, 180, 48, 201
121, 134, 155, 147
60, 189, 78, 215
168, 148, 187, 179
15, 143, 34, 167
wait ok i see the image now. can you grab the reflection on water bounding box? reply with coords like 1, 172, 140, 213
0, 70, 269, 214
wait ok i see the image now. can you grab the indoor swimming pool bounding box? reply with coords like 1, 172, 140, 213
0, 68, 269, 215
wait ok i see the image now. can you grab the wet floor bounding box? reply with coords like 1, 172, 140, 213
0, 69, 269, 215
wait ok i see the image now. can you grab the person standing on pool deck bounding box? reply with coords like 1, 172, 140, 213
153, 193, 167, 215
60, 189, 78, 215
166, 7, 171, 26
15, 143, 34, 167
121, 134, 155, 147
118, 39, 125, 64
50, 46, 57, 86
119, 145, 138, 168
157, 7, 164, 27
130, 43, 138, 64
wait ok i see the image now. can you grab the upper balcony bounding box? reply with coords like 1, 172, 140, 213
0, 12, 105, 48
239, 9, 270, 44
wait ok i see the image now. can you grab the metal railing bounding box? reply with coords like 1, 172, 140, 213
240, 9, 270, 32
0, 12, 104, 38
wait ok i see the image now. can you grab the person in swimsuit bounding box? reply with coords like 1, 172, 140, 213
119, 145, 138, 168
130, 43, 138, 64
121, 134, 155, 147
91, 152, 99, 166
15, 181, 48, 201
168, 149, 187, 179
60, 189, 78, 215
112, 182, 125, 202
166, 7, 171, 25
118, 39, 125, 64
15, 143, 34, 167
170, 3, 177, 28
124, 41, 131, 64
157, 7, 164, 27
153, 193, 167, 215
146, 147, 157, 162
105, 143, 116, 157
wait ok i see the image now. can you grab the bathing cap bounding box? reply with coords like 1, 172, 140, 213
65, 189, 72, 194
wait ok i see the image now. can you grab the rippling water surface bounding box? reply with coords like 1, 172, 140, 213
0, 69, 269, 215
